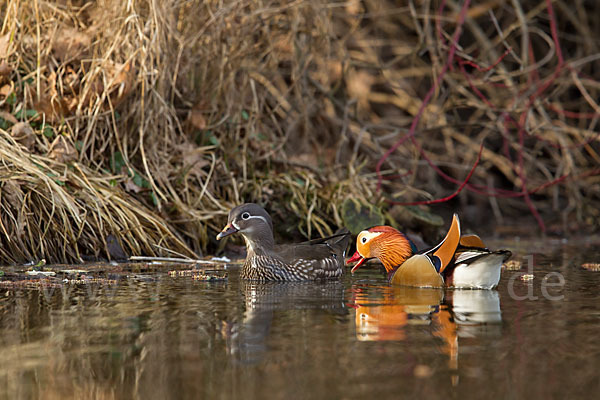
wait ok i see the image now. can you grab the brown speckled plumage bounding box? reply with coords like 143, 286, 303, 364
217, 203, 350, 281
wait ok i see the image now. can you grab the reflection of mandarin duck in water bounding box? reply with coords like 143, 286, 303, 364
352, 286, 502, 372
347, 214, 511, 289
354, 287, 444, 341
216, 203, 350, 281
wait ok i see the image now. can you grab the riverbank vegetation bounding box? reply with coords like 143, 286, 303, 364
0, 0, 598, 264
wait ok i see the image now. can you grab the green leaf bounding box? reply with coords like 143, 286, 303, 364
109, 179, 117, 187
42, 126, 54, 138
341, 199, 385, 235
205, 131, 219, 146
132, 172, 144, 187
149, 192, 158, 206
133, 172, 151, 188
75, 140, 83, 151
0, 117, 9, 130
111, 152, 126, 173
241, 110, 249, 121
6, 92, 16, 105
14, 109, 38, 120
397, 205, 444, 227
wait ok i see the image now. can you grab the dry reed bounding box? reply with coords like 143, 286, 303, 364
0, 0, 599, 264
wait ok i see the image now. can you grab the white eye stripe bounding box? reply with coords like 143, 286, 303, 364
244, 215, 269, 225
359, 232, 383, 243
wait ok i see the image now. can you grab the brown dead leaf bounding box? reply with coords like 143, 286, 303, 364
33, 95, 68, 124
273, 33, 292, 54
2, 180, 24, 210
287, 152, 320, 168
189, 109, 207, 130
52, 28, 92, 61
82, 61, 134, 109
0, 34, 14, 59
124, 178, 142, 193
346, 69, 374, 110
328, 60, 342, 82
0, 62, 11, 78
2, 180, 26, 238
180, 145, 211, 179
48, 135, 78, 163
346, 0, 364, 14
106, 61, 133, 106
0, 110, 18, 125
182, 147, 210, 168
10, 121, 36, 150
0, 84, 13, 99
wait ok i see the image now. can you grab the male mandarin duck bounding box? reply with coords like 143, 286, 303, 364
346, 214, 511, 289
217, 203, 350, 281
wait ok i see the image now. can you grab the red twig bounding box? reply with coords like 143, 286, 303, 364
375, 0, 472, 191
546, 0, 564, 66
546, 103, 600, 119
373, 0, 598, 232
387, 144, 484, 206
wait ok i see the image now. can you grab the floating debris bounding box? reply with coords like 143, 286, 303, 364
168, 269, 227, 281
503, 260, 522, 270
0, 279, 62, 289
23, 259, 47, 267
193, 273, 227, 282
62, 278, 119, 285
520, 274, 534, 281
582, 263, 600, 271
61, 269, 87, 274
25, 270, 56, 276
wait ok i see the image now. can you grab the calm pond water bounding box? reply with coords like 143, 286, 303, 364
1, 239, 600, 399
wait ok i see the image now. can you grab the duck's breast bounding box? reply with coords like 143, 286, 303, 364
390, 254, 444, 288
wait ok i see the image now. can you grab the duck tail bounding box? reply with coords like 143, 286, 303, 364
328, 228, 351, 255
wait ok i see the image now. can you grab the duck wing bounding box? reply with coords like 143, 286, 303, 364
445, 248, 512, 289
421, 214, 461, 273
273, 230, 351, 279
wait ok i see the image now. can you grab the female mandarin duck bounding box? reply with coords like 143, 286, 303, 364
347, 214, 511, 289
216, 203, 350, 281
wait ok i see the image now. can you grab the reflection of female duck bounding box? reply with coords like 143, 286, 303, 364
227, 281, 346, 364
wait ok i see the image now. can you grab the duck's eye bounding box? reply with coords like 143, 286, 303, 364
241, 212, 250, 220
361, 236, 368, 244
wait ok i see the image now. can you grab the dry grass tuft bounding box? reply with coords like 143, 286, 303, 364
0, 1, 599, 263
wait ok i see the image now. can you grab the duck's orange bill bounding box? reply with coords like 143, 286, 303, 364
216, 223, 238, 240
347, 251, 366, 273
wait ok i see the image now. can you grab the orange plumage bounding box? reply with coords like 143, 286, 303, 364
347, 214, 511, 289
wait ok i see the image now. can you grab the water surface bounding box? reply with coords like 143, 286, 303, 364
1, 240, 599, 399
